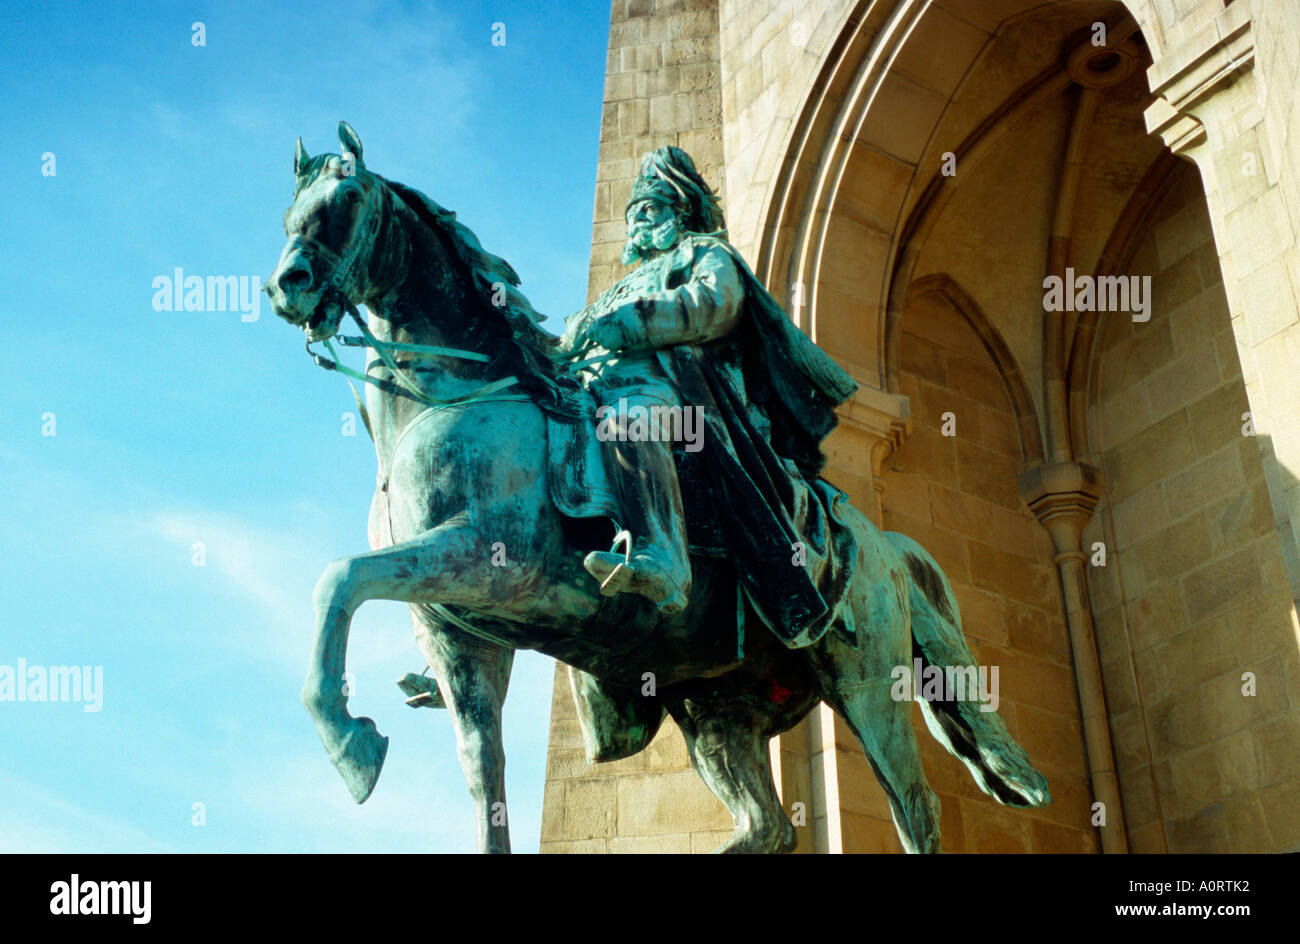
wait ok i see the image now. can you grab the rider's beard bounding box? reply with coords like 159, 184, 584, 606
621, 215, 683, 265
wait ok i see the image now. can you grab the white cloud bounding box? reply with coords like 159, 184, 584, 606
0, 773, 173, 854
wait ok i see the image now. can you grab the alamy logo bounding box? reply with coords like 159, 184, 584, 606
595, 398, 703, 453
890, 658, 999, 712
1042, 268, 1151, 322
151, 268, 261, 322
0, 658, 103, 712
50, 875, 151, 925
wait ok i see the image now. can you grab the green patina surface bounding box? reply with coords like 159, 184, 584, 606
265, 124, 1052, 853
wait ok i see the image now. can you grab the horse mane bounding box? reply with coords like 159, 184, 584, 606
292, 154, 582, 414
381, 175, 594, 409
385, 176, 592, 418
380, 177, 553, 328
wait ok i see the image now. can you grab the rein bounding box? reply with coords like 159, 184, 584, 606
307, 301, 527, 441
296, 170, 549, 439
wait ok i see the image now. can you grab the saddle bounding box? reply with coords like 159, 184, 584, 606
542, 384, 725, 557
544, 383, 620, 522
541, 376, 858, 650
542, 379, 728, 557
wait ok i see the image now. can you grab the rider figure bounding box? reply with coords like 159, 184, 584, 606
562, 147, 857, 638
562, 151, 735, 614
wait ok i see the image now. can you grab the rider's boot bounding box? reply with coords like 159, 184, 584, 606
583, 436, 691, 615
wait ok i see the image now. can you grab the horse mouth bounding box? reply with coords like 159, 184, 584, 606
304, 299, 343, 342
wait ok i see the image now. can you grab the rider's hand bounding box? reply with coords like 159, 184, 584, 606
563, 305, 644, 357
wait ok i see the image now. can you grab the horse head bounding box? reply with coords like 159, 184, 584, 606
266, 121, 406, 341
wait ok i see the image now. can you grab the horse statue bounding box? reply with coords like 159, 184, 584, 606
264, 123, 1051, 853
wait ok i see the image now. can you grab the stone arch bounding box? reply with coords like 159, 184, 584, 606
880, 272, 1092, 854
737, 0, 1298, 855
752, 0, 1178, 855
754, 0, 1154, 397
905, 274, 1046, 464
751, 0, 924, 388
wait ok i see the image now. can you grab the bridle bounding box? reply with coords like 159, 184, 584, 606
287, 168, 390, 304
293, 171, 527, 438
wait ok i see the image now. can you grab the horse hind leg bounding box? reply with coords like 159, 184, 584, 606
412, 607, 514, 854
821, 675, 942, 854
809, 568, 941, 853
671, 696, 796, 854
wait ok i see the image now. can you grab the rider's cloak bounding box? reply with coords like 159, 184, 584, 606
630, 233, 861, 649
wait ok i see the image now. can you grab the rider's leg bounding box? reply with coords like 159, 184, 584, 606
584, 390, 692, 614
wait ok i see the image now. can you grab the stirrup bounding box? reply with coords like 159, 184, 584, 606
397, 668, 446, 709
597, 529, 635, 598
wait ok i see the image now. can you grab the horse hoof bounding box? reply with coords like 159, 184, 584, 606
712, 825, 791, 854
330, 716, 389, 804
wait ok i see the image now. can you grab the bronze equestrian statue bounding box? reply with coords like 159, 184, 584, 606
265, 123, 1050, 853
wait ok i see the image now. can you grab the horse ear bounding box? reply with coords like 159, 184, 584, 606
294, 137, 310, 177
338, 121, 364, 167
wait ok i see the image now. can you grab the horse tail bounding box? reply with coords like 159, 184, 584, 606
884, 532, 1052, 808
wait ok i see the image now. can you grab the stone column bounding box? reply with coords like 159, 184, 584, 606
1144, 1, 1300, 606
1019, 461, 1128, 853
542, 0, 735, 854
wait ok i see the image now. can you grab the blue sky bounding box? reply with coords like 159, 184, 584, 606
0, 0, 611, 852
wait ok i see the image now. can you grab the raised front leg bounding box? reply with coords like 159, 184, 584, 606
301, 523, 521, 806
413, 609, 514, 853
302, 595, 389, 803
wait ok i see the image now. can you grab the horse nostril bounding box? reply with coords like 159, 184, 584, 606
279, 265, 313, 294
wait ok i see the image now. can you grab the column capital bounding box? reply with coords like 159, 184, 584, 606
835, 385, 911, 478
1018, 461, 1103, 554
1143, 1, 1255, 156
1145, 97, 1207, 157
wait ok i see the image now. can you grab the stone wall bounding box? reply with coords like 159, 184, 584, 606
1227, 0, 1300, 608
1082, 163, 1300, 852
1143, 0, 1300, 616
542, 0, 1300, 854
539, 664, 733, 852
716, 0, 852, 261
585, 0, 725, 307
